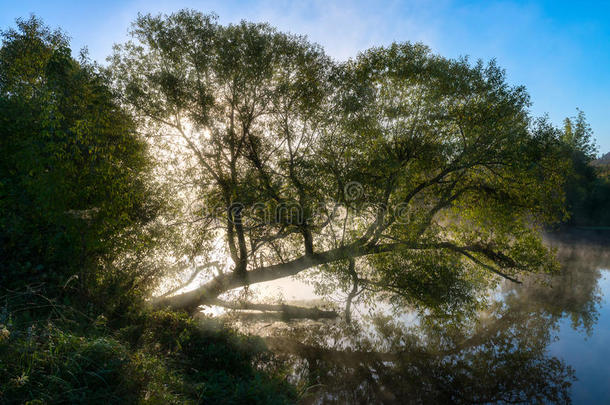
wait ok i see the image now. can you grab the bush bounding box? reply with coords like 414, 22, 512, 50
0, 322, 182, 404
119, 309, 297, 404
0, 308, 296, 404
0, 16, 168, 312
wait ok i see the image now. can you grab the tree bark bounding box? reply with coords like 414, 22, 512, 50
153, 244, 365, 312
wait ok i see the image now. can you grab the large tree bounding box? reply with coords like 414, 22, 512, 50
110, 10, 567, 313
0, 17, 167, 310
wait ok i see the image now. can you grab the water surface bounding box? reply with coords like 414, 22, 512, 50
224, 232, 610, 404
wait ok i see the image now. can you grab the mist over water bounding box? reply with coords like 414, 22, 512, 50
219, 231, 610, 404
543, 233, 610, 404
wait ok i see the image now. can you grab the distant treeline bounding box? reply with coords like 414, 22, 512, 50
560, 111, 610, 227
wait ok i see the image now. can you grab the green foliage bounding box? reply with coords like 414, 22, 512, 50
112, 10, 570, 313
0, 15, 296, 403
370, 248, 488, 313
119, 310, 296, 404
558, 109, 610, 226
0, 307, 296, 404
2, 11, 601, 403
562, 109, 597, 161
0, 16, 168, 310
0, 322, 182, 404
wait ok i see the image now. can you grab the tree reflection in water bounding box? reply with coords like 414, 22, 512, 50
233, 235, 610, 404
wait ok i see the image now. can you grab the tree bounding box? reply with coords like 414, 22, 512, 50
110, 10, 568, 313
562, 108, 597, 161
559, 109, 610, 226
0, 16, 167, 311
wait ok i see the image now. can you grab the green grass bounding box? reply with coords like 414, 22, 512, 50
0, 309, 297, 404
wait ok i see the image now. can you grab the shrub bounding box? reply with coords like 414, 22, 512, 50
0, 309, 297, 404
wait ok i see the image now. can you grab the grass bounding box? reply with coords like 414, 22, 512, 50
0, 307, 297, 404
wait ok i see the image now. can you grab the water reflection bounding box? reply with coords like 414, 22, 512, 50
241, 233, 610, 404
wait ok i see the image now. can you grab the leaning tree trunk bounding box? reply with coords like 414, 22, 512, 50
152, 244, 366, 312
152, 240, 520, 313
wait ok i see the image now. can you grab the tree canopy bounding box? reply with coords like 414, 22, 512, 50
0, 16, 166, 311
109, 10, 568, 313
557, 109, 610, 226
562, 109, 597, 161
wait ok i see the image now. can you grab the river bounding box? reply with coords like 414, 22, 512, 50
213, 231, 610, 404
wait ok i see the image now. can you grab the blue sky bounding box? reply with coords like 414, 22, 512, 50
2, 0, 609, 153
